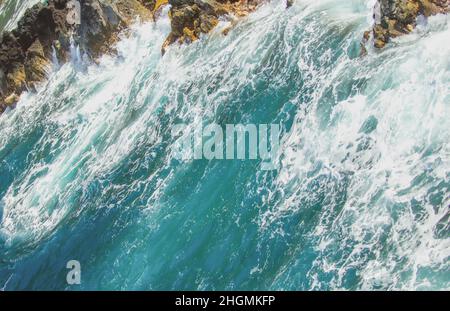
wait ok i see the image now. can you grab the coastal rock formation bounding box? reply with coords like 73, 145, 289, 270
1, 0, 449, 113
24, 39, 51, 90
365, 0, 449, 49
139, 0, 169, 18
162, 0, 264, 54
0, 1, 68, 112
162, 0, 219, 52
0, 0, 152, 114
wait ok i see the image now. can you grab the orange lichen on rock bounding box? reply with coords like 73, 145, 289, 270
363, 0, 449, 50
161, 0, 265, 54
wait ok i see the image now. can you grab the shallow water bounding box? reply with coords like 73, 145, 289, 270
0, 0, 449, 290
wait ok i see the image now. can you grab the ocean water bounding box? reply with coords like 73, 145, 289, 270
0, 0, 449, 290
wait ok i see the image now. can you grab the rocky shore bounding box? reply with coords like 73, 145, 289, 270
363, 0, 449, 50
0, 0, 153, 113
161, 0, 264, 53
0, 0, 265, 113
0, 0, 449, 114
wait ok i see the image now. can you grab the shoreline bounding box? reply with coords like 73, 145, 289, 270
0, 0, 448, 114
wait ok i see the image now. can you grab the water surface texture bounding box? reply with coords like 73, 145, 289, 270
0, 0, 449, 290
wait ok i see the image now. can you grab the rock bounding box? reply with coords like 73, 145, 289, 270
4, 93, 20, 107
360, 30, 371, 56
222, 25, 233, 36
139, 0, 158, 11
162, 0, 264, 54
138, 0, 169, 18
0, 32, 25, 73
24, 39, 51, 90
0, 69, 7, 96
0, 0, 75, 110
114, 0, 153, 23
162, 0, 220, 54
77, 0, 125, 58
0, 0, 154, 115
363, 0, 450, 50
6, 65, 26, 95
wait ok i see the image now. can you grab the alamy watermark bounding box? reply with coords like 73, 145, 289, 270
171, 122, 281, 171
66, 260, 81, 285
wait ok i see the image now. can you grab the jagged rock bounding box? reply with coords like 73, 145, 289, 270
162, 0, 264, 54
4, 93, 20, 107
360, 30, 371, 56
165, 0, 219, 47
364, 0, 450, 50
24, 39, 51, 90
78, 0, 125, 58
115, 0, 153, 23
6, 65, 26, 95
0, 0, 76, 113
138, 0, 168, 18
0, 0, 153, 115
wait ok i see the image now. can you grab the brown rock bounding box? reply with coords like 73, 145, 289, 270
6, 65, 26, 94
4, 93, 20, 107
24, 39, 51, 90
364, 0, 450, 50
0, 0, 156, 115
162, 0, 264, 54
137, 0, 170, 20
115, 0, 153, 23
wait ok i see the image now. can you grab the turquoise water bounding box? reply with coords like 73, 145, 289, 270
0, 0, 449, 290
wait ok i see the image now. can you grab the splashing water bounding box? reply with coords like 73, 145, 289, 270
0, 0, 42, 32
0, 0, 449, 290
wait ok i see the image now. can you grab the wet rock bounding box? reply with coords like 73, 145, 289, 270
24, 39, 51, 90
162, 0, 264, 54
0, 0, 153, 115
92, 1, 153, 25
138, 0, 168, 18
4, 93, 20, 107
0, 1, 77, 112
363, 0, 450, 50
162, 0, 219, 54
6, 65, 26, 95
78, 0, 125, 58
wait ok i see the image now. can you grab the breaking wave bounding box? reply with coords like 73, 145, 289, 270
0, 0, 449, 290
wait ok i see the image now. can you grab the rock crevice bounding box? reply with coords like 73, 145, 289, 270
1, 0, 449, 114
0, 0, 152, 113
363, 0, 449, 50
162, 0, 264, 54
